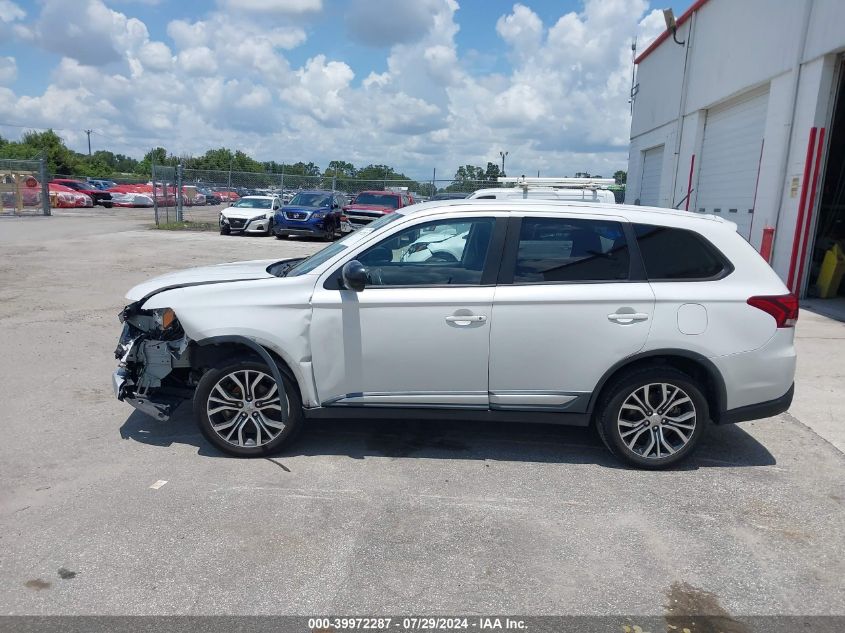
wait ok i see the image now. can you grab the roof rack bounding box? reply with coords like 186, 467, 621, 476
498, 176, 615, 191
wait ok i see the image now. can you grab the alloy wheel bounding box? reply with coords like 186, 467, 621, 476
616, 382, 697, 459
205, 369, 287, 448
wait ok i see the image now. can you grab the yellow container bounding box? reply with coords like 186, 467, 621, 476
816, 243, 845, 299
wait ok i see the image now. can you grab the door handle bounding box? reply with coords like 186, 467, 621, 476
607, 312, 649, 324
445, 315, 487, 324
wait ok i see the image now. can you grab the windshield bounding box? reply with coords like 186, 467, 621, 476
352, 192, 400, 208
233, 198, 272, 209
282, 212, 403, 277
289, 192, 331, 207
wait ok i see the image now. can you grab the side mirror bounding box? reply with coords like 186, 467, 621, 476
341, 260, 368, 292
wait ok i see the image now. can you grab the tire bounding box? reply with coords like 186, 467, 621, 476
194, 360, 303, 457
275, 232, 288, 240
220, 224, 231, 235
264, 218, 273, 237
595, 367, 708, 469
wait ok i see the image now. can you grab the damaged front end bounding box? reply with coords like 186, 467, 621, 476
113, 303, 193, 421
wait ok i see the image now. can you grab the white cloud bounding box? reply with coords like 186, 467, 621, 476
138, 41, 173, 72
218, 0, 321, 14
496, 3, 543, 61
178, 47, 217, 75
0, 56, 16, 84
0, 0, 25, 22
34, 0, 148, 66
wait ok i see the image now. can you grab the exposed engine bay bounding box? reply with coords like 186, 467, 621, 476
113, 303, 193, 420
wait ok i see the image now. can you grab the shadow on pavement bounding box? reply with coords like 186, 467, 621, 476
119, 403, 776, 469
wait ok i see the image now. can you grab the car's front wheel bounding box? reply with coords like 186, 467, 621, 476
596, 367, 707, 469
194, 360, 303, 456
220, 224, 231, 235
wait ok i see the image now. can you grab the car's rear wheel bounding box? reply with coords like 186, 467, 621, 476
596, 367, 707, 469
194, 360, 303, 457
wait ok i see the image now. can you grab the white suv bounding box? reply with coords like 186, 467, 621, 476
113, 200, 797, 468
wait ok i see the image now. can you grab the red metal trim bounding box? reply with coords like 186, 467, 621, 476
794, 127, 826, 296
634, 0, 711, 64
684, 154, 695, 211
760, 227, 775, 263
787, 128, 818, 292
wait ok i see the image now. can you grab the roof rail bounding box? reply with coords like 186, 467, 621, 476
497, 176, 615, 190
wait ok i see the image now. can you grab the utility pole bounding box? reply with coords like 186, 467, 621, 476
84, 129, 93, 156
499, 150, 508, 177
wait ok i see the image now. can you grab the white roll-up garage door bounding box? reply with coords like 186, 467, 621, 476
694, 88, 768, 239
639, 145, 664, 207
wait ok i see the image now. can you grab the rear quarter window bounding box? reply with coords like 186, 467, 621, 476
634, 224, 731, 280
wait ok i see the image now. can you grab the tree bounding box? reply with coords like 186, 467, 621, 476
614, 170, 627, 185
325, 160, 356, 178
453, 164, 485, 181
484, 162, 502, 182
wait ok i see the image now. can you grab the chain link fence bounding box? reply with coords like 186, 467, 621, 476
1, 159, 50, 216
148, 164, 626, 227
149, 164, 516, 226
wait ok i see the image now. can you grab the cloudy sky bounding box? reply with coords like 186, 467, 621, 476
0, 0, 676, 179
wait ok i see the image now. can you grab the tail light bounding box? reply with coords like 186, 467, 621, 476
747, 294, 799, 327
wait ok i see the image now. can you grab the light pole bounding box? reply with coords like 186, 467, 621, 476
499, 150, 508, 177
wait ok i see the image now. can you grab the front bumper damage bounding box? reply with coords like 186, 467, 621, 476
113, 305, 191, 421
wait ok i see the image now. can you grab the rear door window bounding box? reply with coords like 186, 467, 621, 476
512, 217, 630, 283
633, 224, 729, 280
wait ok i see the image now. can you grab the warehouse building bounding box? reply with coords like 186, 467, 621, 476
626, 0, 845, 312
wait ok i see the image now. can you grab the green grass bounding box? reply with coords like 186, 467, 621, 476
154, 220, 217, 231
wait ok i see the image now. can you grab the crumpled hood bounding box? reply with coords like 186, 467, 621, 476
126, 259, 277, 302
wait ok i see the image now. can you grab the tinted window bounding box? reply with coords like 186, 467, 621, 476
354, 192, 401, 208
634, 224, 727, 280
357, 217, 495, 286
513, 218, 630, 283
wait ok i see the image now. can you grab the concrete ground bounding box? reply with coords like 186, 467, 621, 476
0, 211, 843, 618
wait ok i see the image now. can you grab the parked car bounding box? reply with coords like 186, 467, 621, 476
49, 183, 93, 207
51, 179, 113, 207
219, 195, 281, 235
181, 185, 206, 207
87, 179, 117, 190
112, 199, 797, 468
215, 188, 240, 203
198, 187, 222, 205
109, 192, 155, 208
342, 190, 412, 228
273, 190, 347, 241
467, 186, 617, 204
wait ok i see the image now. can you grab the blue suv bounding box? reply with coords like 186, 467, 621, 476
273, 190, 347, 241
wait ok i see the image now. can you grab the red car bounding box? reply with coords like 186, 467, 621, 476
342, 190, 413, 228
51, 179, 113, 207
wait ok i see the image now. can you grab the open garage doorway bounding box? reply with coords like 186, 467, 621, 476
806, 61, 845, 321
